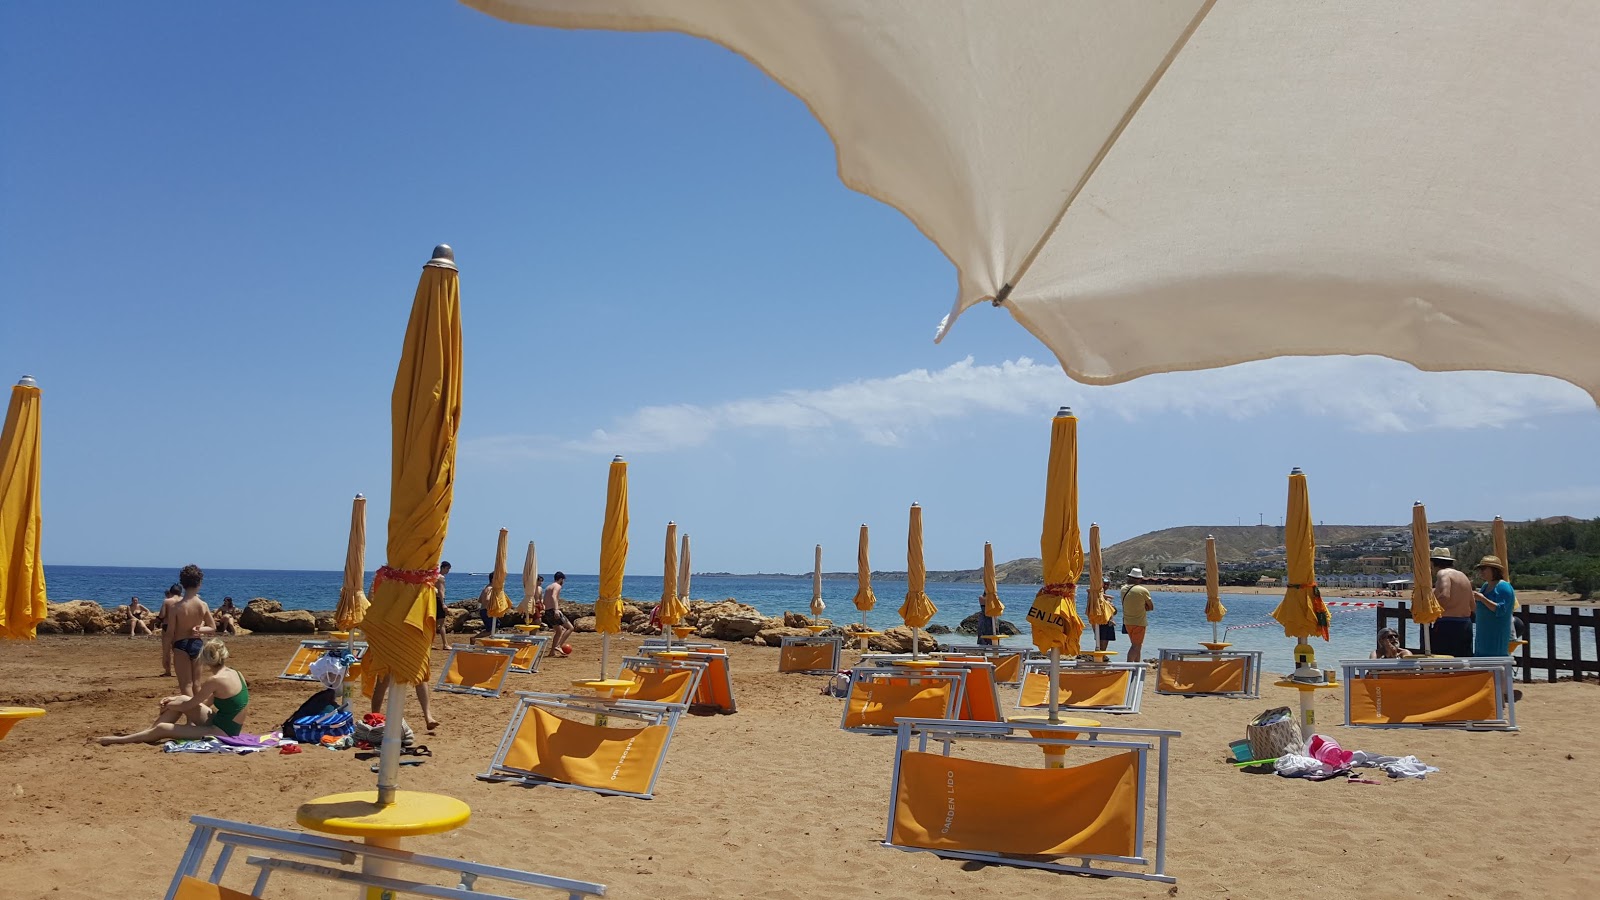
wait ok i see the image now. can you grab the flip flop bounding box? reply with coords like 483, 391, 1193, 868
370, 760, 426, 772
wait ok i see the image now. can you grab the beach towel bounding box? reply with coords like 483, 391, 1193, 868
162, 732, 289, 754
1350, 750, 1440, 779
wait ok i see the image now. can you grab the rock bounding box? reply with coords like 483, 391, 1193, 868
254, 609, 317, 634
927, 624, 952, 635
757, 626, 816, 646
696, 601, 771, 641
443, 608, 473, 633
239, 598, 283, 632
870, 625, 941, 653
570, 616, 597, 633
620, 603, 648, 625
782, 611, 812, 628
313, 613, 338, 633
43, 600, 109, 635
956, 612, 1021, 636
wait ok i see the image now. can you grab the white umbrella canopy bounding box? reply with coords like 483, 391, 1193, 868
464, 0, 1600, 400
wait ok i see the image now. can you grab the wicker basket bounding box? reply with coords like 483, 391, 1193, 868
1246, 706, 1301, 759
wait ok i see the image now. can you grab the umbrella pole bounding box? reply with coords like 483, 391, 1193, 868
1047, 648, 1061, 725
1421, 623, 1432, 655
375, 677, 406, 806
1211, 623, 1220, 644
912, 629, 919, 659
601, 634, 611, 680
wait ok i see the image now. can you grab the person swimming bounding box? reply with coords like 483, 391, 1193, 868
99, 638, 250, 745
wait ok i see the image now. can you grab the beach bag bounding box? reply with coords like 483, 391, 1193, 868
291, 708, 353, 744
281, 689, 338, 734
1246, 706, 1301, 760
353, 714, 415, 748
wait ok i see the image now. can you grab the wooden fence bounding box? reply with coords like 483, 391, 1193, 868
1377, 602, 1600, 683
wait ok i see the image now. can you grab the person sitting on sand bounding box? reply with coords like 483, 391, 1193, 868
157, 584, 182, 676
1372, 626, 1413, 659
168, 565, 217, 697
125, 597, 153, 637
99, 638, 249, 745
541, 572, 574, 656
215, 596, 240, 635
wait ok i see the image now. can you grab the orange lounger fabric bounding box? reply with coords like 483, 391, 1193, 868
1020, 668, 1131, 708
779, 643, 835, 673
991, 653, 1023, 684
845, 678, 953, 729
502, 705, 669, 795
444, 650, 510, 689
692, 655, 735, 711
282, 645, 321, 678
1348, 671, 1498, 724
892, 750, 1139, 857
621, 666, 696, 703
175, 877, 256, 900
510, 642, 540, 669
1158, 657, 1247, 694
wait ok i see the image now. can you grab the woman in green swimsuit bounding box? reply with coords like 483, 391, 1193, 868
100, 639, 250, 745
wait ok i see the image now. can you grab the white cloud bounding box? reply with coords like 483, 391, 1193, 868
462, 355, 1593, 461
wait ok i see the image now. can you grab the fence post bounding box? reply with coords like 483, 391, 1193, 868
1571, 607, 1585, 684
1545, 606, 1558, 683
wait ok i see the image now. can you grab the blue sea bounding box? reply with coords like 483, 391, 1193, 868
44, 564, 1379, 668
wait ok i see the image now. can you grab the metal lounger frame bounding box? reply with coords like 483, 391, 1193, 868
502, 633, 552, 674
640, 638, 719, 651
1015, 657, 1146, 715
165, 814, 605, 900
882, 718, 1178, 884
477, 691, 687, 800
434, 644, 519, 698
840, 666, 966, 735
618, 655, 708, 704
1339, 656, 1518, 731
278, 640, 367, 682
777, 634, 844, 674
1154, 648, 1264, 698
940, 644, 1038, 685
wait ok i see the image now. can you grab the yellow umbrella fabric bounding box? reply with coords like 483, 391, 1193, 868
1410, 503, 1443, 627
486, 528, 512, 619
1270, 469, 1330, 642
660, 521, 686, 627
1028, 409, 1086, 654
1086, 524, 1113, 626
1, 376, 47, 640
980, 542, 1003, 618
595, 456, 629, 636
678, 533, 691, 601
334, 494, 370, 631
1204, 535, 1226, 623
520, 541, 538, 616
1493, 515, 1518, 610
899, 505, 937, 629
851, 524, 876, 613
810, 544, 826, 619
361, 249, 462, 685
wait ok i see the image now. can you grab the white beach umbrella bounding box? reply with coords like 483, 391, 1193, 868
465, 0, 1600, 400
810, 544, 825, 622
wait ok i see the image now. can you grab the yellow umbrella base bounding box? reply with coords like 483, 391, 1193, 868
0, 707, 46, 742
296, 791, 470, 839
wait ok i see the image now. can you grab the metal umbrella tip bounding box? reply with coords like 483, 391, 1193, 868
1290, 466, 1304, 475
613, 455, 625, 462
425, 244, 457, 270
1057, 406, 1072, 416
17, 375, 38, 387
355, 493, 364, 499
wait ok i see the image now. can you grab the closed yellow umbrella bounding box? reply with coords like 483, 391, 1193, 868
810, 543, 826, 621
1493, 515, 1517, 612
363, 245, 463, 805
899, 504, 938, 656
980, 541, 1003, 640
1028, 407, 1086, 724
334, 494, 370, 632
594, 455, 629, 677
678, 532, 691, 600
485, 528, 512, 628
1086, 524, 1114, 628
1410, 502, 1443, 654
1, 376, 47, 640
520, 541, 538, 617
1204, 534, 1227, 630
659, 521, 687, 647
851, 524, 875, 624
1270, 468, 1330, 656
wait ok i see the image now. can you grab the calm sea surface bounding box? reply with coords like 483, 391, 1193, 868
44, 564, 1380, 667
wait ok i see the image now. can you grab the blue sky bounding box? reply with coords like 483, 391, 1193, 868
4, 3, 1598, 576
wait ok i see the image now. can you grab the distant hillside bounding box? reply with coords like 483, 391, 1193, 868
924, 557, 1043, 585
1101, 521, 1495, 569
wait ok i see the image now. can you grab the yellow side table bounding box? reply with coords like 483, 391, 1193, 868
671, 625, 695, 640
1078, 650, 1118, 664
1199, 641, 1232, 651
571, 678, 637, 725
297, 790, 470, 900
512, 623, 541, 634
327, 631, 352, 641
1274, 678, 1341, 742
0, 707, 45, 742
851, 630, 882, 651
1007, 714, 1101, 768
479, 637, 512, 649
804, 624, 831, 634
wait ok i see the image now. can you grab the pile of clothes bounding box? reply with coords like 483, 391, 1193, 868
1273, 734, 1440, 781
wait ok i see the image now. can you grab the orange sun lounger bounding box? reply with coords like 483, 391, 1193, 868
940, 645, 1030, 685
922, 658, 1004, 722
840, 667, 964, 734
278, 639, 367, 682
1017, 659, 1145, 714
497, 632, 550, 673
648, 649, 736, 713
478, 692, 687, 799
1341, 657, 1517, 730
618, 655, 706, 704
433, 645, 518, 698
778, 635, 843, 674
1155, 649, 1262, 698
882, 718, 1179, 883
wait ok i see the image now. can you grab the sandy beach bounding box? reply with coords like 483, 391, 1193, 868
2, 632, 1597, 899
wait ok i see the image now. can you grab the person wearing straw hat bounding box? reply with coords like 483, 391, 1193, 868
1472, 555, 1516, 658
1428, 547, 1474, 657
1121, 568, 1154, 664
